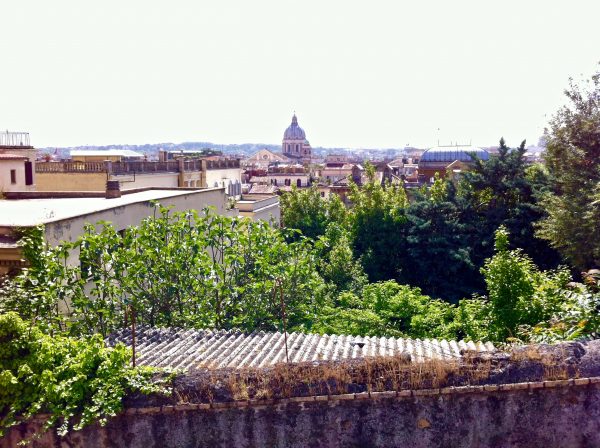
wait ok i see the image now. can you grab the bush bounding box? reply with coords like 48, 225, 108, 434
314, 281, 458, 339
0, 312, 169, 438
480, 226, 571, 341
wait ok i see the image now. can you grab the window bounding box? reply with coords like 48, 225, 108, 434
24, 161, 33, 185
10, 169, 16, 184
296, 179, 302, 187
296, 144, 299, 153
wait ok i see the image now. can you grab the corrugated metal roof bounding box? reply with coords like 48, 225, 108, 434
108, 328, 495, 371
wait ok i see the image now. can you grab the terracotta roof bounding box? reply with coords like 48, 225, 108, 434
0, 153, 28, 160
108, 328, 495, 371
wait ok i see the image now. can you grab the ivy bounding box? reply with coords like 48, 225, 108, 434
0, 312, 170, 440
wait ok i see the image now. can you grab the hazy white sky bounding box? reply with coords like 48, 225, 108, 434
1, 0, 599, 149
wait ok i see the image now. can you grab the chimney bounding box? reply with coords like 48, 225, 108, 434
106, 180, 121, 199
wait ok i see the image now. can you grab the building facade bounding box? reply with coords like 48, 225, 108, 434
0, 131, 36, 193
35, 158, 242, 194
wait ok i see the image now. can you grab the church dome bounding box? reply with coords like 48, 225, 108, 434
283, 114, 306, 140
421, 145, 489, 163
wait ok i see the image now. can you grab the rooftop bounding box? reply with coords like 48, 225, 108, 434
248, 184, 279, 195
421, 145, 489, 163
0, 188, 219, 227
0, 153, 28, 160
108, 327, 495, 371
70, 149, 145, 158
0, 131, 32, 148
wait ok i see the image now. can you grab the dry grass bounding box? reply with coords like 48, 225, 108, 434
173, 353, 499, 403
509, 344, 576, 381
167, 344, 585, 405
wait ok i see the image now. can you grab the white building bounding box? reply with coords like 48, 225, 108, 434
0, 186, 279, 275
0, 131, 36, 193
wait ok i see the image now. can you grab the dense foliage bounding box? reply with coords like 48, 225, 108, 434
0, 206, 325, 337
6, 204, 596, 346
312, 227, 600, 343
537, 70, 600, 270
276, 71, 600, 340
280, 186, 346, 241
0, 312, 167, 438
312, 281, 458, 339
346, 164, 409, 281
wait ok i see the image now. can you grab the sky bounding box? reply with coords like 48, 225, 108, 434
1, 0, 599, 149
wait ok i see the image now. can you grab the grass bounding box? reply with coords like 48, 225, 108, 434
171, 351, 503, 403
166, 342, 589, 405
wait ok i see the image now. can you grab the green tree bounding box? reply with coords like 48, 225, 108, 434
459, 138, 561, 270
397, 182, 478, 302
537, 70, 600, 270
0, 206, 327, 336
316, 223, 367, 295
520, 280, 600, 343
347, 163, 408, 281
280, 185, 346, 240
479, 226, 570, 341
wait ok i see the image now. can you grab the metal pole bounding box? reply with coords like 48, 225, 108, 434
277, 279, 289, 364
131, 304, 136, 367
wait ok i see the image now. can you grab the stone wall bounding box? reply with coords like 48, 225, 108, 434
4, 378, 599, 448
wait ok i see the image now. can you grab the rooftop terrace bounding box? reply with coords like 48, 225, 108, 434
0, 131, 32, 148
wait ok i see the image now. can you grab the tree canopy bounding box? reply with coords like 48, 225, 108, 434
537, 70, 600, 270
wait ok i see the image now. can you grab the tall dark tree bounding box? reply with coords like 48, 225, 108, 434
397, 178, 480, 302
460, 139, 561, 270
537, 70, 600, 270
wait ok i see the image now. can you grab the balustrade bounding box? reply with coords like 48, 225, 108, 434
36, 158, 236, 174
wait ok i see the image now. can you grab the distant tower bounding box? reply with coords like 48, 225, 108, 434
282, 114, 312, 163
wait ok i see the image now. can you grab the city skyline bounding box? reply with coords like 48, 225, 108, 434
1, 0, 599, 149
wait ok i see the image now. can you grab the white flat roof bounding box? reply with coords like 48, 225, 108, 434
0, 189, 217, 227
